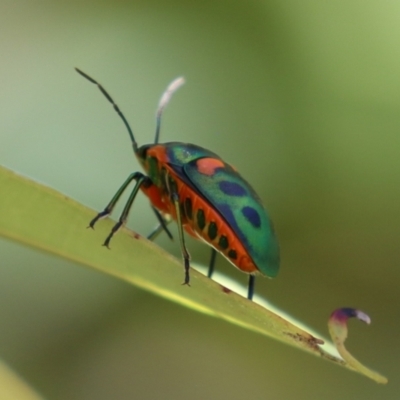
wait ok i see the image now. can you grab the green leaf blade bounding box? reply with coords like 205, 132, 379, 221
0, 166, 387, 383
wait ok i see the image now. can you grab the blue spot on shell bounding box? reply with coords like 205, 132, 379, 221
219, 181, 246, 196
218, 204, 252, 252
242, 206, 261, 228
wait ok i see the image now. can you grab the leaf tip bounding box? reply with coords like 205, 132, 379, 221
328, 307, 388, 384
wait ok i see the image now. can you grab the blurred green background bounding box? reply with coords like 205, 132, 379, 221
1, 0, 399, 398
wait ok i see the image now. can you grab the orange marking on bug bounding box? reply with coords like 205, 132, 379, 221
169, 170, 258, 274
196, 158, 225, 176
147, 145, 170, 163
139, 160, 259, 275
141, 184, 169, 214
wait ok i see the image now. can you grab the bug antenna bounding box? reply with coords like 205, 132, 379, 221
154, 77, 185, 144
75, 68, 138, 153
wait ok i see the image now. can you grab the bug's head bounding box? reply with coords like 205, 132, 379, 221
135, 144, 151, 165
135, 143, 165, 186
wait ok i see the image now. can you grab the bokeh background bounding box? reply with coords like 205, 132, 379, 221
1, 0, 399, 398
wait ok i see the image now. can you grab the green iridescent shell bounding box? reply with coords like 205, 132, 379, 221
166, 143, 280, 278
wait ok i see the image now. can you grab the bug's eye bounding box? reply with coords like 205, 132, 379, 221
137, 145, 150, 160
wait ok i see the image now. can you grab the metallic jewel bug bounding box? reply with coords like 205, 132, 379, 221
76, 68, 280, 300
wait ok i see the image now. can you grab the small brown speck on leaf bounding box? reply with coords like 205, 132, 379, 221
221, 286, 232, 294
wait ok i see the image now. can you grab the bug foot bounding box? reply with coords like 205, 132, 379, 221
102, 221, 123, 249
88, 210, 110, 229
102, 234, 113, 249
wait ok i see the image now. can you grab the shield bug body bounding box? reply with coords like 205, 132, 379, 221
76, 68, 280, 299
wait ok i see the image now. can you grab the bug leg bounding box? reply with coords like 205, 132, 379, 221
171, 191, 191, 286
98, 172, 152, 248
147, 207, 173, 241
146, 223, 164, 241
207, 248, 217, 278
247, 275, 255, 301
88, 172, 143, 229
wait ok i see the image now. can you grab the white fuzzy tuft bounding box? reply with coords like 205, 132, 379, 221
157, 77, 185, 115
355, 310, 371, 325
